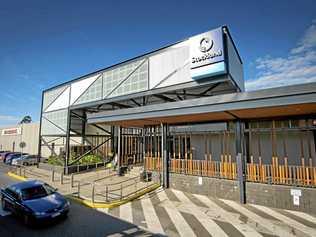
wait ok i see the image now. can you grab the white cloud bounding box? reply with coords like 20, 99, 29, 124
291, 19, 316, 54
0, 115, 19, 123
246, 20, 316, 91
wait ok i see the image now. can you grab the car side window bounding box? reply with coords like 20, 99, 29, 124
5, 188, 19, 200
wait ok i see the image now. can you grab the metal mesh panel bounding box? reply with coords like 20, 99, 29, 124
41, 109, 68, 135
103, 59, 143, 98
110, 60, 148, 97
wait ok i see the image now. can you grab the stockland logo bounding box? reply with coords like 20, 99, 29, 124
192, 37, 222, 65
199, 37, 213, 53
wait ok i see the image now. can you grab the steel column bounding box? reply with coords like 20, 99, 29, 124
161, 123, 169, 188
65, 109, 71, 175
37, 91, 44, 167
116, 126, 121, 175
235, 120, 246, 204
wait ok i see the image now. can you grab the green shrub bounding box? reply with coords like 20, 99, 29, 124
72, 154, 103, 165
47, 155, 63, 166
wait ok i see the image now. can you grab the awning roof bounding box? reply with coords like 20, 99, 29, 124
87, 82, 316, 127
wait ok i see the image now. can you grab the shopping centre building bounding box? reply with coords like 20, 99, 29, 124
0, 123, 39, 155
38, 26, 316, 213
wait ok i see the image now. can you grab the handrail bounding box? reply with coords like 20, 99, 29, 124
68, 137, 111, 165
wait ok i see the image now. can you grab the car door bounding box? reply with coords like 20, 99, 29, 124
12, 190, 25, 217
3, 188, 18, 211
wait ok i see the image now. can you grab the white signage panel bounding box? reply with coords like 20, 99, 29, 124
189, 27, 224, 69
1, 127, 22, 136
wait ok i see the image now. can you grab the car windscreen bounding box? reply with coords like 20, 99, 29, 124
21, 184, 54, 200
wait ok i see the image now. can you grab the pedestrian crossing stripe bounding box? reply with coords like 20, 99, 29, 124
96, 189, 316, 237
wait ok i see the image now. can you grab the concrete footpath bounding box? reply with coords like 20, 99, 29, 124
8, 165, 159, 208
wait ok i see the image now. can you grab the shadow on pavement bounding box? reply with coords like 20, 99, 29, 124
0, 200, 166, 237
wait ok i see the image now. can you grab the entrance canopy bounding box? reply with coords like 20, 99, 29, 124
87, 82, 316, 127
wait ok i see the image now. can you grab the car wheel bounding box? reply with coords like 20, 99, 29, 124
1, 198, 8, 211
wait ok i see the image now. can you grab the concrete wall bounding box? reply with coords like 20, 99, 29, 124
0, 123, 39, 155
167, 172, 316, 215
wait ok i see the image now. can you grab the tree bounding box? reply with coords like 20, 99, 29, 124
19, 115, 32, 124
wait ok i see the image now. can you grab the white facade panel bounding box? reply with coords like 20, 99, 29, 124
70, 74, 100, 105
45, 86, 70, 112
149, 46, 190, 89
157, 63, 191, 88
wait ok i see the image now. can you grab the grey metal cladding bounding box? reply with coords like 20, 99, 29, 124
226, 32, 244, 91
87, 82, 316, 123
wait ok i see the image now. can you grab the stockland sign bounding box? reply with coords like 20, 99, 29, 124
189, 27, 224, 69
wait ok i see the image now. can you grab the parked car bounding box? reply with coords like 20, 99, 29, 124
1, 180, 70, 225
0, 151, 10, 161
2, 152, 18, 163
5, 153, 28, 165
12, 155, 46, 166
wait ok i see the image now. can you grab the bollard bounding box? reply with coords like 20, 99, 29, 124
92, 183, 95, 203
23, 168, 26, 177
77, 181, 80, 198
77, 165, 79, 173
19, 166, 22, 176
120, 184, 123, 200
51, 170, 55, 182
71, 173, 74, 188
105, 185, 108, 202
60, 172, 63, 185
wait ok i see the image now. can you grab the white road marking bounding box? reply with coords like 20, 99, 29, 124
96, 207, 109, 214
251, 204, 316, 237
286, 210, 316, 224
220, 199, 296, 237
194, 194, 263, 237
140, 197, 165, 235
119, 202, 133, 223
171, 189, 229, 237
157, 190, 196, 237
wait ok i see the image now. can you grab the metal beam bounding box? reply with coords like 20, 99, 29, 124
154, 94, 176, 102
109, 102, 132, 109
71, 111, 111, 135
131, 98, 141, 107
200, 82, 221, 95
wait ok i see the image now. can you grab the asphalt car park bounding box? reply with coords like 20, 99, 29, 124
0, 163, 155, 237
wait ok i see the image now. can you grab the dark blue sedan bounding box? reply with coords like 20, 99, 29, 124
1, 180, 70, 225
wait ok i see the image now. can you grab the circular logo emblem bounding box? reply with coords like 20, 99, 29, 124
199, 37, 213, 53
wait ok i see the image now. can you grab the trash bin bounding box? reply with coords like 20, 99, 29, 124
140, 171, 152, 182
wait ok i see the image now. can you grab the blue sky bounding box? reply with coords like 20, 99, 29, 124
0, 0, 316, 126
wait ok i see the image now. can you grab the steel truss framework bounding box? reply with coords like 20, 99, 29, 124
38, 79, 234, 169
